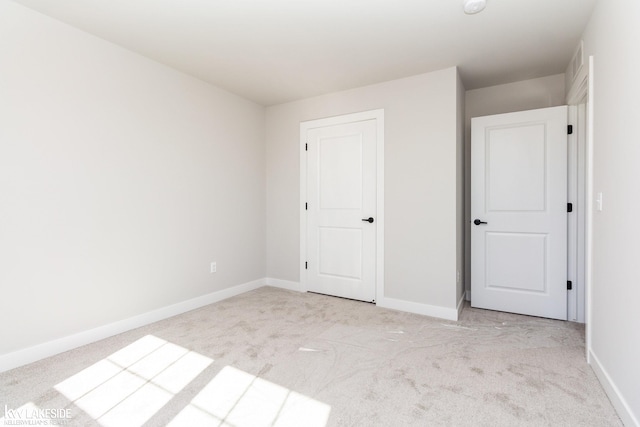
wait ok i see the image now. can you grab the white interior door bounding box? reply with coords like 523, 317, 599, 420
305, 119, 377, 302
471, 106, 568, 320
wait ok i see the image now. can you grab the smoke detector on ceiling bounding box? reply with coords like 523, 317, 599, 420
463, 0, 487, 14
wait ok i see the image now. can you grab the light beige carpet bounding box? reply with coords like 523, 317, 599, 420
0, 287, 622, 426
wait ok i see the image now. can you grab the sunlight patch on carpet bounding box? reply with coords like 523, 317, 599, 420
169, 365, 331, 427
54, 335, 212, 426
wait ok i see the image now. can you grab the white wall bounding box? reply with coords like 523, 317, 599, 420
463, 75, 566, 297
581, 0, 640, 423
0, 2, 266, 355
266, 68, 462, 314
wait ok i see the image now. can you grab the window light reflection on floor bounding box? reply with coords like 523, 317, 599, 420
49, 335, 330, 426
54, 335, 213, 426
169, 365, 331, 427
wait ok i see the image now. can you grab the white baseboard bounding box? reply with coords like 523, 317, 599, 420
589, 349, 639, 427
265, 277, 303, 292
0, 278, 473, 373
465, 289, 471, 302
0, 278, 266, 374
377, 297, 458, 321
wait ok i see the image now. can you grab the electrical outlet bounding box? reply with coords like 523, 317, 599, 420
210, 262, 217, 273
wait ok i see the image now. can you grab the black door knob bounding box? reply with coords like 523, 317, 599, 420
474, 219, 488, 225
362, 217, 374, 223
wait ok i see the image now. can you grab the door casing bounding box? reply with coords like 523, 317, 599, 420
300, 109, 384, 301
566, 55, 594, 358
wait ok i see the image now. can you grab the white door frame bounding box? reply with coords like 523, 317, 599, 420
566, 55, 594, 357
299, 109, 385, 301
567, 103, 588, 323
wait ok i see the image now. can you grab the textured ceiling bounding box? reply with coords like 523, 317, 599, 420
11, 0, 597, 105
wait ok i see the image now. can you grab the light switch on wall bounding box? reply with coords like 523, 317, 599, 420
596, 192, 603, 211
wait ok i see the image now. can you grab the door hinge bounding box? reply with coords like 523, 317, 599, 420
305, 202, 308, 210
567, 202, 573, 213
567, 281, 573, 290
568, 125, 573, 135
305, 261, 308, 270
305, 143, 308, 151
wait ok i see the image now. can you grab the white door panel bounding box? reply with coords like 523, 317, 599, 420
306, 119, 377, 302
487, 124, 546, 211
471, 106, 568, 320
485, 232, 547, 292
318, 227, 362, 280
